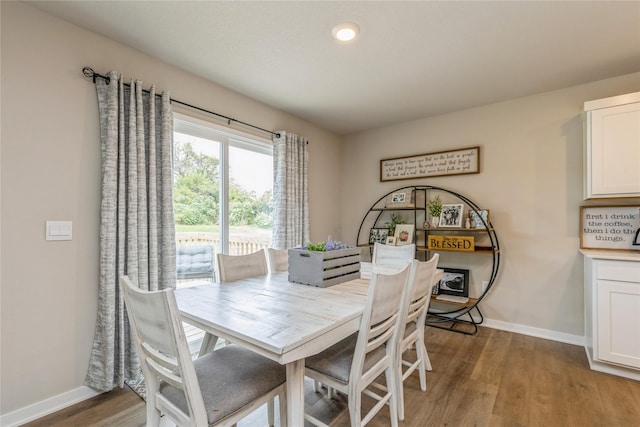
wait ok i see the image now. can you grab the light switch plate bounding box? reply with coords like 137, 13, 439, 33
46, 221, 72, 241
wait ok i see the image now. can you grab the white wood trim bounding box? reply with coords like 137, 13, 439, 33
0, 386, 100, 427
583, 91, 640, 111
583, 349, 640, 382
481, 318, 584, 346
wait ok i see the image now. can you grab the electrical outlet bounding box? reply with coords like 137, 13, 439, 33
482, 280, 489, 292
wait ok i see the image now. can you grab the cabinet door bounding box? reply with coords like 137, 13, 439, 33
597, 279, 640, 368
586, 102, 640, 198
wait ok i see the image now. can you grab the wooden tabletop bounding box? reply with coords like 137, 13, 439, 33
174, 272, 368, 364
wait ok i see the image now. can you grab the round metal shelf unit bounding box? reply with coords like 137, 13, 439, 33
356, 185, 501, 334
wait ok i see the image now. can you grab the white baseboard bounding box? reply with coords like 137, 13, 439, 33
482, 318, 585, 346
583, 348, 640, 381
0, 386, 101, 427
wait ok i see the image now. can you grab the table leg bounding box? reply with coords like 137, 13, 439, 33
286, 359, 305, 426
198, 332, 219, 357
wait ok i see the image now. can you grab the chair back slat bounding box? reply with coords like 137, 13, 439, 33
267, 248, 289, 273
217, 249, 268, 282
141, 341, 179, 371
366, 313, 399, 353
372, 242, 415, 266
145, 357, 184, 390
405, 295, 427, 324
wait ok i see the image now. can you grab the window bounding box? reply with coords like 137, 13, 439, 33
173, 113, 273, 283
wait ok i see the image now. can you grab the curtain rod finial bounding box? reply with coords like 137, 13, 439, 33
82, 67, 96, 83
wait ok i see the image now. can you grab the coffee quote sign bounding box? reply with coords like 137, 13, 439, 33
580, 206, 640, 250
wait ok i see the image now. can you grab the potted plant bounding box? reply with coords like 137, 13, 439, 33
385, 213, 404, 235
427, 195, 443, 227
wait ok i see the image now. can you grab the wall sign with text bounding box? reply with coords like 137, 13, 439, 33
580, 205, 640, 250
427, 235, 475, 252
380, 146, 480, 182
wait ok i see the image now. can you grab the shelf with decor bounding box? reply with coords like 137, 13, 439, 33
356, 185, 501, 335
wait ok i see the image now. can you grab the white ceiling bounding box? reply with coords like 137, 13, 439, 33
28, 1, 640, 136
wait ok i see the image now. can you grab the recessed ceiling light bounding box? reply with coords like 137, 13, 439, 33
332, 22, 360, 42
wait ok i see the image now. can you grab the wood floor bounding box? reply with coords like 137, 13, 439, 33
23, 326, 640, 426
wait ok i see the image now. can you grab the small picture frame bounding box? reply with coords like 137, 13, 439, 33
469, 209, 490, 229
385, 189, 414, 208
386, 236, 397, 245
437, 268, 469, 297
439, 204, 464, 228
369, 228, 389, 245
394, 224, 415, 245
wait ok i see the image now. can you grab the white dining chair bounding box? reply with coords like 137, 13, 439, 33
372, 242, 415, 267
396, 254, 439, 421
304, 265, 411, 427
217, 249, 268, 282
361, 243, 415, 280
267, 248, 289, 273
120, 275, 287, 427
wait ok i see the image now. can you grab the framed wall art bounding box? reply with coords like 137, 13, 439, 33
385, 189, 414, 208
580, 205, 640, 251
380, 146, 480, 182
436, 268, 469, 297
394, 224, 415, 245
439, 204, 464, 228
369, 228, 389, 245
469, 209, 490, 229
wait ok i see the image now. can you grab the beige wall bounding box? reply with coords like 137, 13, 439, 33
0, 2, 341, 415
341, 72, 640, 337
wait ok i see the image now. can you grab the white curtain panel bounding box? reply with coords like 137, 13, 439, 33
85, 71, 176, 392
272, 131, 309, 249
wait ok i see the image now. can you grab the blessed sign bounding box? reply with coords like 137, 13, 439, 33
380, 146, 480, 182
427, 235, 475, 252
580, 205, 640, 250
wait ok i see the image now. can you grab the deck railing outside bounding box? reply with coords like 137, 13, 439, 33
176, 233, 271, 255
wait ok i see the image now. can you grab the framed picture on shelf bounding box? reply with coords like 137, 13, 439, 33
394, 224, 415, 245
437, 268, 469, 297
431, 281, 439, 295
439, 204, 464, 228
386, 236, 397, 245
385, 189, 414, 208
469, 209, 490, 229
369, 228, 389, 245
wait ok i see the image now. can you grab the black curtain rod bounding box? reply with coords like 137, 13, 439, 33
82, 67, 280, 139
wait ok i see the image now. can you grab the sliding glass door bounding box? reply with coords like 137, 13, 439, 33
173, 114, 273, 283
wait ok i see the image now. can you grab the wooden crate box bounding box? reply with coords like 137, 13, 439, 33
288, 247, 361, 288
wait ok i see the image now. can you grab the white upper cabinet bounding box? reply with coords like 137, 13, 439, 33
583, 92, 640, 199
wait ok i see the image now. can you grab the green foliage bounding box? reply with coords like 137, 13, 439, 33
385, 213, 405, 235
174, 172, 218, 225
304, 237, 348, 252
173, 141, 273, 228
305, 241, 327, 251
427, 195, 443, 217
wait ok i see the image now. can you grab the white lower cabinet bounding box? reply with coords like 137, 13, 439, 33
597, 279, 640, 368
583, 252, 640, 380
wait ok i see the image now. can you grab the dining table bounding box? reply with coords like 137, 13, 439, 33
174, 268, 443, 426
174, 272, 370, 426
